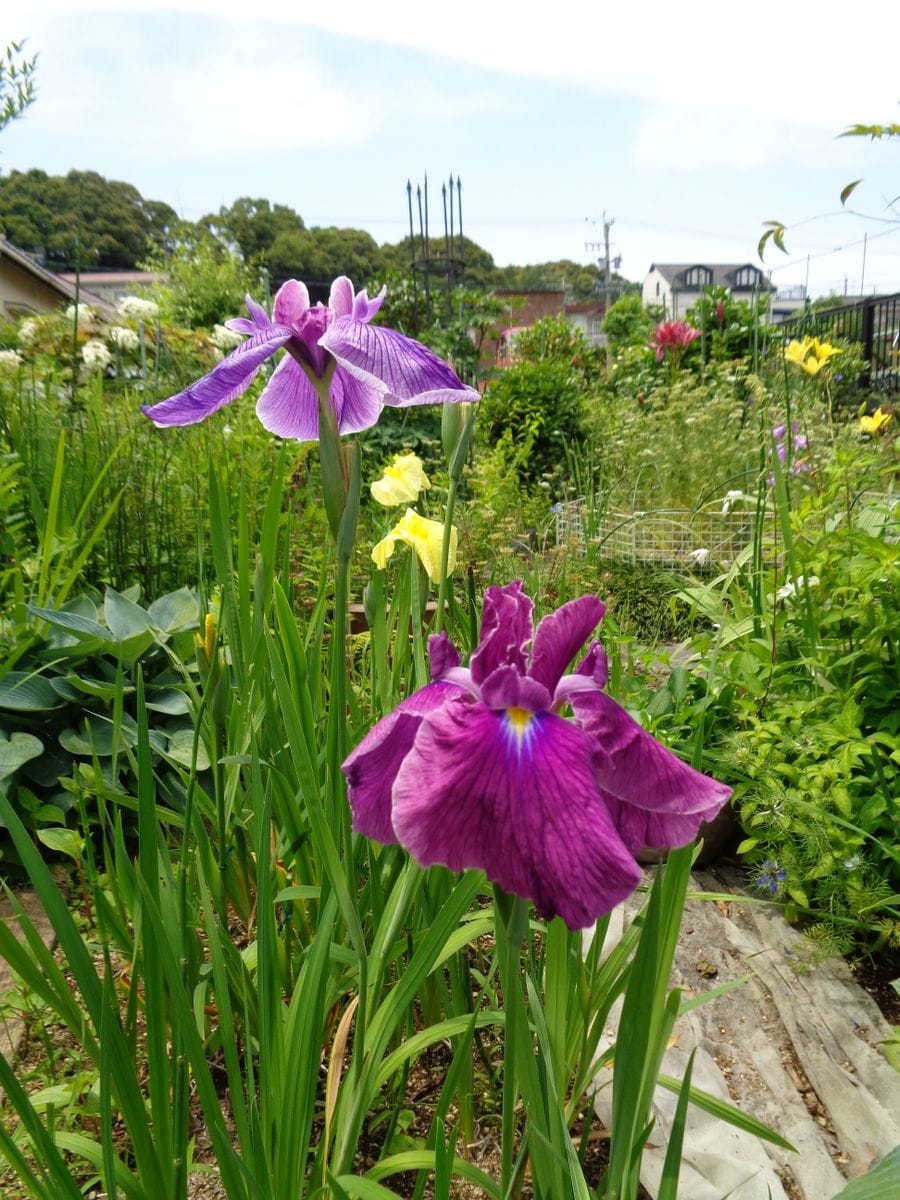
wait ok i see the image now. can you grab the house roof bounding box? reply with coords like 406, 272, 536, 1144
0, 239, 110, 310
648, 263, 773, 292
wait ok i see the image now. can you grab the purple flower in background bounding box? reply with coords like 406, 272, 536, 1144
754, 860, 787, 897
342, 582, 731, 930
142, 277, 479, 439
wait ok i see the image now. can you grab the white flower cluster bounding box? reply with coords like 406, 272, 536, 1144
18, 318, 40, 345
118, 295, 159, 322
108, 325, 140, 351
66, 303, 95, 324
210, 323, 243, 351
82, 339, 112, 371
688, 547, 710, 566
776, 574, 820, 602
0, 348, 23, 369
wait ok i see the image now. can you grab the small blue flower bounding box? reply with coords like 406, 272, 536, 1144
754, 859, 787, 896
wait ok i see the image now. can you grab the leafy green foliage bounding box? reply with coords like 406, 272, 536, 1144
602, 293, 653, 349
479, 357, 586, 487
0, 39, 38, 133
0, 169, 176, 270
0, 584, 204, 850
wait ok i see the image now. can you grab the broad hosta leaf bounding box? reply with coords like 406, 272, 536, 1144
104, 588, 154, 640
28, 604, 111, 640
144, 687, 190, 715
165, 728, 211, 771
59, 715, 165, 757
0, 731, 44, 782
63, 672, 135, 701
148, 587, 198, 634
0, 672, 63, 711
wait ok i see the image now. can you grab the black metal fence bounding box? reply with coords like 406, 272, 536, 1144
783, 292, 900, 398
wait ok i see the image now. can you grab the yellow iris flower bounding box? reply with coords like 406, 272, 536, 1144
372, 508, 457, 583
784, 336, 840, 376
370, 452, 431, 507
859, 407, 892, 434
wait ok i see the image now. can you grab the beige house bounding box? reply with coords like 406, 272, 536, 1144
0, 239, 108, 319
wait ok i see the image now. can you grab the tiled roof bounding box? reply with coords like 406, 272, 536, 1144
648, 263, 773, 291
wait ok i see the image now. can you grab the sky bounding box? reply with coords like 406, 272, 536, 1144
4, 0, 900, 299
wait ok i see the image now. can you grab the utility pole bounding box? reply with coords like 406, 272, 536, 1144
603, 212, 615, 315
585, 213, 616, 312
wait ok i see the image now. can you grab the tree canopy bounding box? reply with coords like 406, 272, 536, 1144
0, 166, 642, 302
0, 168, 177, 270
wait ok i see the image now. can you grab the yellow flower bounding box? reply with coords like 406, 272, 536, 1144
784, 336, 840, 376
784, 338, 811, 369
370, 452, 430, 507
859, 407, 892, 434
372, 508, 457, 583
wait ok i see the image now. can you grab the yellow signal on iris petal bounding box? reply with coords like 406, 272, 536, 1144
506, 707, 534, 744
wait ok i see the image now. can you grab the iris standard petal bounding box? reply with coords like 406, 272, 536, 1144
571, 691, 731, 819
328, 276, 355, 318
479, 665, 550, 713
319, 320, 480, 405
391, 697, 642, 929
343, 681, 464, 842
273, 279, 310, 328
353, 286, 386, 323
529, 596, 606, 694
142, 325, 291, 426
469, 581, 534, 686
255, 355, 319, 441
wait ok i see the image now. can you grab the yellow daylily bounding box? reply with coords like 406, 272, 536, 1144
784, 336, 840, 376
372, 508, 457, 583
370, 452, 431, 507
859, 407, 892, 435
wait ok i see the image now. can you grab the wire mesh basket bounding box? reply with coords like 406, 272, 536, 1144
553, 500, 755, 567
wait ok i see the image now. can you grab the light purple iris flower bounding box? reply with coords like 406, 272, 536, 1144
342, 581, 731, 930
141, 276, 479, 439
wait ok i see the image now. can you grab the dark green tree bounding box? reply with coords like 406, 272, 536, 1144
0, 168, 176, 269
201, 196, 306, 265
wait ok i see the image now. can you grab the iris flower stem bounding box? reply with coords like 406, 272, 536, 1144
493, 885, 531, 1199
434, 475, 458, 636
435, 406, 474, 634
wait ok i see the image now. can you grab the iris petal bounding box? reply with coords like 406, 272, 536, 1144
392, 698, 642, 929
530, 596, 606, 693
319, 320, 480, 405
469, 582, 534, 686
571, 691, 731, 821
141, 325, 291, 426
343, 681, 465, 842
255, 355, 319, 441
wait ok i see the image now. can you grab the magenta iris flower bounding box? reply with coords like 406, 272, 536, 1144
342, 581, 731, 930
142, 276, 479, 439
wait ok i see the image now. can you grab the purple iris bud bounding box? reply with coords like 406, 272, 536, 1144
141, 276, 479, 439
342, 582, 731, 930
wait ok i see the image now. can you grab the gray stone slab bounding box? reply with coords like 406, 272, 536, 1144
591, 868, 900, 1199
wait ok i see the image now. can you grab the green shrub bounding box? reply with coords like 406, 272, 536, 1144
479, 358, 586, 487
